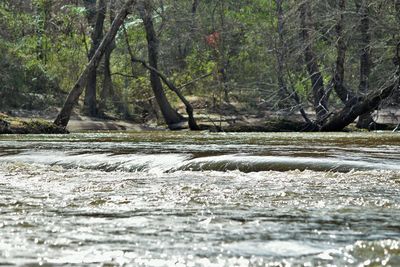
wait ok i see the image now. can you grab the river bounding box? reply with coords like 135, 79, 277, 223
0, 132, 399, 266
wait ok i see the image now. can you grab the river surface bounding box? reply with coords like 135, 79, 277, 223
0, 132, 399, 266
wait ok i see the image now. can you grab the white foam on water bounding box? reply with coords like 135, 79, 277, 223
3, 151, 400, 173
0, 151, 191, 174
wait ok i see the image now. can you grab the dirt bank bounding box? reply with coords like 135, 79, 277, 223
1, 109, 161, 133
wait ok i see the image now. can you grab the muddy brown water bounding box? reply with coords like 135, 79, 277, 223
0, 132, 399, 266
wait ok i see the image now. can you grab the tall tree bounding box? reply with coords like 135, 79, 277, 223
355, 0, 375, 128
333, 0, 356, 103
34, 0, 52, 63
138, 1, 184, 129
83, 0, 107, 116
299, 1, 329, 123
275, 0, 311, 124
99, 0, 116, 114
54, 0, 137, 127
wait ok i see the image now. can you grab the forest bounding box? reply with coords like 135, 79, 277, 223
2, 1, 400, 266
1, 0, 400, 133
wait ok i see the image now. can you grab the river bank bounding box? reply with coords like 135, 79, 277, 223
0, 110, 159, 134
1, 108, 399, 134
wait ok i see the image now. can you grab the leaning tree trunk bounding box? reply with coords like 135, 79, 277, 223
355, 0, 375, 129
122, 25, 199, 130
132, 57, 200, 130
321, 81, 399, 131
138, 2, 184, 129
321, 43, 400, 131
54, 0, 137, 127
84, 0, 107, 117
300, 2, 329, 123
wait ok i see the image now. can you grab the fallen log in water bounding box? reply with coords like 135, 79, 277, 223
0, 114, 68, 134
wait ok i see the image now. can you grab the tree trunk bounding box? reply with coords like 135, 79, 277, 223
321, 40, 400, 131
300, 2, 329, 123
191, 0, 200, 27
177, 0, 200, 68
122, 25, 198, 130
355, 0, 375, 129
276, 0, 287, 101
333, 0, 357, 103
275, 0, 311, 124
35, 0, 51, 63
133, 57, 200, 130
54, 0, 136, 127
321, 81, 399, 131
84, 0, 107, 117
138, 2, 184, 128
98, 0, 116, 114
396, 0, 400, 23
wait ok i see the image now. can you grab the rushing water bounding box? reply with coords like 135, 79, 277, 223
0, 132, 399, 266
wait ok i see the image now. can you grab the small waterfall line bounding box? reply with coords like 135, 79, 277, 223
1, 151, 400, 173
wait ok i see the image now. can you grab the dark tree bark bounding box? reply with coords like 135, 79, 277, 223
189, 0, 200, 47
191, 0, 200, 24
54, 0, 137, 127
331, 0, 389, 131
396, 0, 400, 23
138, 2, 184, 128
132, 57, 200, 130
275, 0, 311, 124
321, 81, 399, 131
178, 0, 200, 66
122, 24, 199, 130
98, 0, 115, 114
84, 0, 107, 117
34, 0, 51, 63
355, 0, 375, 128
357, 1, 370, 95
333, 0, 357, 103
321, 43, 400, 131
276, 0, 287, 101
83, 0, 97, 23
300, 2, 329, 123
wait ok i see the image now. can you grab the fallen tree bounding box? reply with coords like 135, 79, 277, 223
320, 42, 400, 132
321, 81, 399, 131
1, 114, 67, 134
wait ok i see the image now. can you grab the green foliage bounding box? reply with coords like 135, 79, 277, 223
1, 0, 399, 121
0, 41, 61, 110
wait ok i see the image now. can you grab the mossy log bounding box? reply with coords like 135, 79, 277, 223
0, 114, 68, 134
